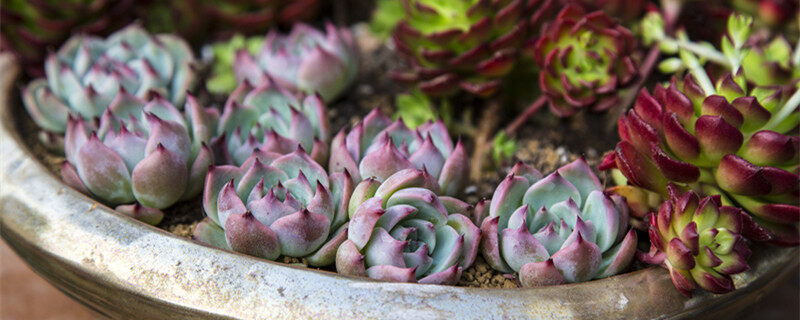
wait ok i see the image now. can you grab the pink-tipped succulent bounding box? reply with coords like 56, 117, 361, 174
194, 148, 352, 266
22, 24, 196, 136
476, 159, 637, 286
234, 22, 358, 102
335, 168, 480, 284
1, 0, 137, 77
212, 81, 330, 166
530, 5, 638, 117
329, 108, 469, 196
640, 184, 752, 297
601, 74, 799, 246
390, 0, 560, 97
62, 91, 219, 224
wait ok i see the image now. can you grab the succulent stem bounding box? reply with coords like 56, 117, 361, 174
504, 96, 548, 136
681, 50, 717, 95
471, 100, 503, 179
611, 45, 662, 131
661, 37, 731, 67
793, 35, 800, 67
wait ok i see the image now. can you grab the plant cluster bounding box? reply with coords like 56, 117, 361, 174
12, 0, 798, 300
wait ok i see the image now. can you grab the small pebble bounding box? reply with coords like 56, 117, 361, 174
357, 84, 374, 95
464, 185, 478, 195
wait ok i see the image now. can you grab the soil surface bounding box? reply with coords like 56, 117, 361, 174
15, 25, 634, 289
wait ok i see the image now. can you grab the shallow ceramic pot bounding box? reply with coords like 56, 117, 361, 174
0, 54, 797, 320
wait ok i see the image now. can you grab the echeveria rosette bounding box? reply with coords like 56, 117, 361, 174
477, 159, 637, 287
390, 0, 559, 97
213, 81, 329, 166
329, 108, 469, 196
601, 73, 800, 246
0, 0, 136, 76
22, 24, 197, 136
640, 184, 752, 297
62, 92, 219, 225
531, 5, 638, 117
234, 22, 358, 102
194, 149, 352, 266
335, 169, 480, 284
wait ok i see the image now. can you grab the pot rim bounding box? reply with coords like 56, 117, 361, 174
1, 54, 796, 320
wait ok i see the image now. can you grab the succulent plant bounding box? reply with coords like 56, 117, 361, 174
389, 0, 560, 97
601, 74, 800, 246
212, 81, 329, 166
22, 24, 197, 136
141, 0, 325, 44
530, 5, 638, 117
645, 11, 798, 90
233, 22, 358, 102
329, 108, 469, 196
640, 184, 752, 297
563, 0, 648, 23
477, 159, 637, 286
335, 168, 480, 284
205, 34, 263, 94
0, 0, 137, 76
741, 36, 800, 87
62, 91, 218, 224
194, 148, 352, 266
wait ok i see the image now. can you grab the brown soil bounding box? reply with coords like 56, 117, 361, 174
13, 26, 636, 289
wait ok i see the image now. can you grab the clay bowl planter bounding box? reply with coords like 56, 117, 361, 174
0, 53, 797, 319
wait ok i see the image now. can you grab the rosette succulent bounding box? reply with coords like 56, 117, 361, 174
213, 81, 329, 166
530, 5, 638, 117
477, 159, 637, 286
142, 0, 325, 43
1, 0, 136, 76
194, 148, 352, 266
563, 0, 648, 23
390, 0, 560, 97
22, 24, 197, 135
329, 109, 469, 196
62, 91, 218, 224
234, 22, 358, 102
335, 169, 480, 284
601, 74, 800, 245
640, 184, 752, 297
